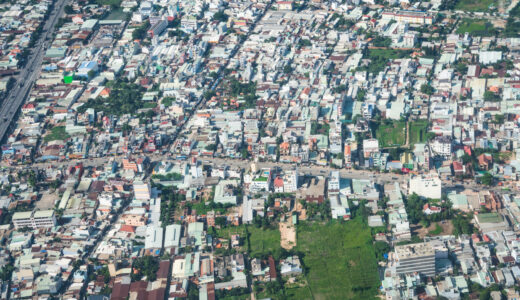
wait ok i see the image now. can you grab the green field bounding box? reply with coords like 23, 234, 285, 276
103, 8, 128, 21
455, 0, 496, 11
376, 121, 406, 148
456, 19, 496, 36
217, 225, 281, 258
44, 126, 70, 142
285, 286, 314, 299
294, 220, 380, 300
362, 49, 412, 74
96, 0, 122, 6
409, 120, 429, 146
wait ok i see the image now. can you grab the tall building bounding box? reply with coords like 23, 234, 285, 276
12, 210, 56, 229
395, 242, 436, 277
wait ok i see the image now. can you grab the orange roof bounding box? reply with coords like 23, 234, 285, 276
120, 225, 135, 233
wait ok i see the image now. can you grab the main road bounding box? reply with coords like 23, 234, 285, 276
3, 152, 500, 192
0, 0, 69, 142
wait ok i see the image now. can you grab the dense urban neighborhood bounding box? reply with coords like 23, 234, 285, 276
1, 0, 520, 299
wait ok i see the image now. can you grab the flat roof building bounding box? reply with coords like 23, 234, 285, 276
395, 242, 436, 277
12, 210, 56, 229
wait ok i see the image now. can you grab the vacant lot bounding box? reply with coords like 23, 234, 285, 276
249, 226, 281, 258
294, 219, 380, 300
364, 49, 412, 74
44, 126, 70, 142
280, 221, 296, 250
414, 221, 454, 238
456, 19, 496, 36
218, 225, 281, 258
455, 0, 496, 11
376, 121, 406, 148
409, 120, 429, 146
104, 8, 127, 20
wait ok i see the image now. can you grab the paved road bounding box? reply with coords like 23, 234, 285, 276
5, 152, 507, 192
0, 0, 69, 142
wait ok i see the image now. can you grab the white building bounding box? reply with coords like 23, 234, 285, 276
133, 181, 151, 201
363, 138, 379, 158
430, 136, 452, 157
409, 174, 442, 199
12, 210, 56, 229
328, 171, 340, 195
283, 170, 298, 193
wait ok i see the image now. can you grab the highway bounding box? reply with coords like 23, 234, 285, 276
0, 0, 69, 142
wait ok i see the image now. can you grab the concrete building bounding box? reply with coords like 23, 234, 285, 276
430, 136, 452, 158
381, 10, 434, 25
409, 174, 442, 199
12, 210, 56, 229
395, 242, 436, 277
133, 181, 151, 201
328, 171, 340, 195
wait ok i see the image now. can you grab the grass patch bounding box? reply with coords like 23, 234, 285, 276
456, 19, 496, 36
285, 286, 314, 299
95, 0, 122, 7
103, 8, 127, 21
143, 102, 157, 109
217, 225, 281, 258
294, 219, 380, 299
455, 0, 496, 11
429, 223, 443, 235
44, 126, 70, 142
376, 121, 406, 148
361, 49, 412, 74
216, 226, 247, 239
409, 120, 429, 146
248, 226, 281, 258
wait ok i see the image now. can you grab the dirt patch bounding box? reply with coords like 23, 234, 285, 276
36, 193, 58, 210
280, 221, 296, 250
295, 201, 307, 220
414, 221, 454, 238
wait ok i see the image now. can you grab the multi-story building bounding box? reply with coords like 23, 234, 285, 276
328, 171, 340, 195
12, 210, 56, 229
381, 10, 434, 25
430, 136, 452, 158
283, 170, 298, 193
394, 242, 436, 277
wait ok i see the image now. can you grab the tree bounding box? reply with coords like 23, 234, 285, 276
481, 172, 494, 186
64, 5, 74, 14
132, 20, 150, 40
0, 265, 14, 281
283, 64, 293, 74
131, 256, 159, 282
215, 216, 226, 227
212, 10, 228, 22
461, 153, 473, 164
374, 241, 390, 261
484, 90, 501, 102
493, 114, 505, 124
420, 83, 434, 95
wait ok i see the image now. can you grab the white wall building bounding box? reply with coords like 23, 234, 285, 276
12, 210, 56, 229
409, 174, 442, 199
